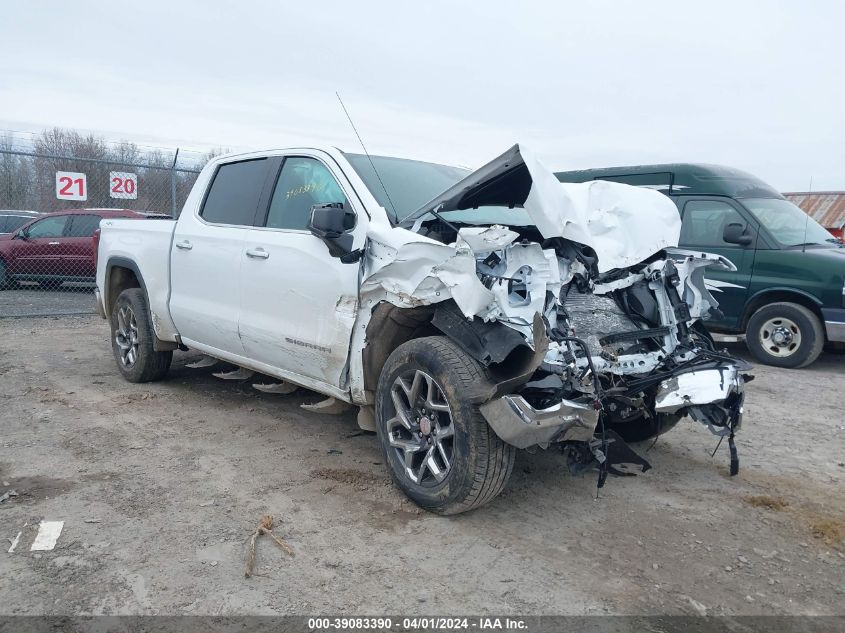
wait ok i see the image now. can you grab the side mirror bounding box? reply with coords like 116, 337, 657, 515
723, 222, 753, 246
15, 228, 29, 241
308, 203, 361, 262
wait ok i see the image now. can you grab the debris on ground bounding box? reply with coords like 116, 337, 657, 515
7, 531, 22, 553
186, 356, 218, 369
253, 381, 297, 394
300, 397, 352, 415
244, 515, 294, 578
213, 368, 255, 380
30, 521, 64, 551
0, 490, 18, 503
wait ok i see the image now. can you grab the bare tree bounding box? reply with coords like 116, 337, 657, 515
0, 133, 34, 209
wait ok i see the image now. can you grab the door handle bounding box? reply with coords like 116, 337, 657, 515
48, 241, 60, 245
246, 248, 269, 259
175, 240, 193, 250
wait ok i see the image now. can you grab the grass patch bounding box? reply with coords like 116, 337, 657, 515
744, 495, 789, 511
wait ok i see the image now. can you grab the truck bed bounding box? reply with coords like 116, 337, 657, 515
96, 217, 179, 342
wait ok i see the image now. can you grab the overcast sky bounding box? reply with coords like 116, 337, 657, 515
2, 1, 843, 190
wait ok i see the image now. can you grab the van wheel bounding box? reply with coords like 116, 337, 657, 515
110, 288, 172, 382
375, 336, 515, 515
746, 302, 824, 368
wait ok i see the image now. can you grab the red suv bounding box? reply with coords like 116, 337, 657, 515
0, 209, 167, 289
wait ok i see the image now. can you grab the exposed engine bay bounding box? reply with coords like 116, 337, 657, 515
359, 144, 752, 485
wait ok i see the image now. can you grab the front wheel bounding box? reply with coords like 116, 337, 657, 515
375, 336, 515, 515
746, 302, 824, 368
110, 288, 172, 382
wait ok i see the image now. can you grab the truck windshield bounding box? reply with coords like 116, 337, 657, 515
344, 153, 469, 222
741, 198, 838, 247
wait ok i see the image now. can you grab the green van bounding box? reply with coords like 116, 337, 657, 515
555, 164, 845, 368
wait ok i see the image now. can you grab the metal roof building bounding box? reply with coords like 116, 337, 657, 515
783, 191, 845, 229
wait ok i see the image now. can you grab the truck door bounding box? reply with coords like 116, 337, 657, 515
169, 157, 273, 357
239, 154, 364, 389
679, 198, 757, 330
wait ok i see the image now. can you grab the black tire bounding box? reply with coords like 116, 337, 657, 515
603, 413, 681, 443
746, 302, 824, 368
375, 336, 515, 515
110, 288, 172, 382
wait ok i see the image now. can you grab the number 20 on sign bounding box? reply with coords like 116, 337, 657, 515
56, 171, 87, 201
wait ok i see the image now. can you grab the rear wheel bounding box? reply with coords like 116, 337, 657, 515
746, 302, 823, 368
375, 336, 515, 515
110, 288, 172, 382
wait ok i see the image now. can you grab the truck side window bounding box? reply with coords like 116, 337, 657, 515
200, 158, 269, 226
265, 157, 348, 230
681, 200, 745, 247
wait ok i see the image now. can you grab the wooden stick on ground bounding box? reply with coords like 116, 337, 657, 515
244, 514, 294, 578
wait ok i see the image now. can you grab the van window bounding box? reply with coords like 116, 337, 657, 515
681, 201, 745, 247
200, 159, 269, 226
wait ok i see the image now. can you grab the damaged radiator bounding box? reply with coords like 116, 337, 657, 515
561, 287, 641, 356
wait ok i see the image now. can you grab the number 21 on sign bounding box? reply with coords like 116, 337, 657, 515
56, 171, 87, 201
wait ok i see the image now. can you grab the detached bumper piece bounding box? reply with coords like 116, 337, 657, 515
479, 395, 599, 449
654, 364, 747, 475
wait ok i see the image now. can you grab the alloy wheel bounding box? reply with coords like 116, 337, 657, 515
115, 305, 140, 367
385, 369, 455, 486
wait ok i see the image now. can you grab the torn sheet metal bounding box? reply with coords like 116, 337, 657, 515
30, 521, 64, 551
654, 366, 743, 414
479, 394, 599, 449
405, 144, 681, 272
186, 355, 218, 369
213, 368, 255, 380
253, 381, 298, 394
361, 223, 496, 318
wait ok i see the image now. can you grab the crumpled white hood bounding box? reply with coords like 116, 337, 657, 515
407, 144, 682, 273
515, 147, 682, 272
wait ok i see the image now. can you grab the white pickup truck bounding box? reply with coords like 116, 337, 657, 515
96, 144, 751, 514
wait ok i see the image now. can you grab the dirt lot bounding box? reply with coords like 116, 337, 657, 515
0, 315, 843, 616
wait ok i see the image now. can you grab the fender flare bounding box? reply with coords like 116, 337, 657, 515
104, 256, 148, 313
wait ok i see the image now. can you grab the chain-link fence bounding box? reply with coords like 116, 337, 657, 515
0, 129, 209, 318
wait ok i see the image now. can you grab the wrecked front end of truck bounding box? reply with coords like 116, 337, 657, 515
360, 144, 751, 486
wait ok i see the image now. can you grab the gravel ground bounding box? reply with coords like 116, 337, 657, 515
0, 315, 842, 616
0, 286, 95, 318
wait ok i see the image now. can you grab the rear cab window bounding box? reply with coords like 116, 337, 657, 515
200, 159, 270, 226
